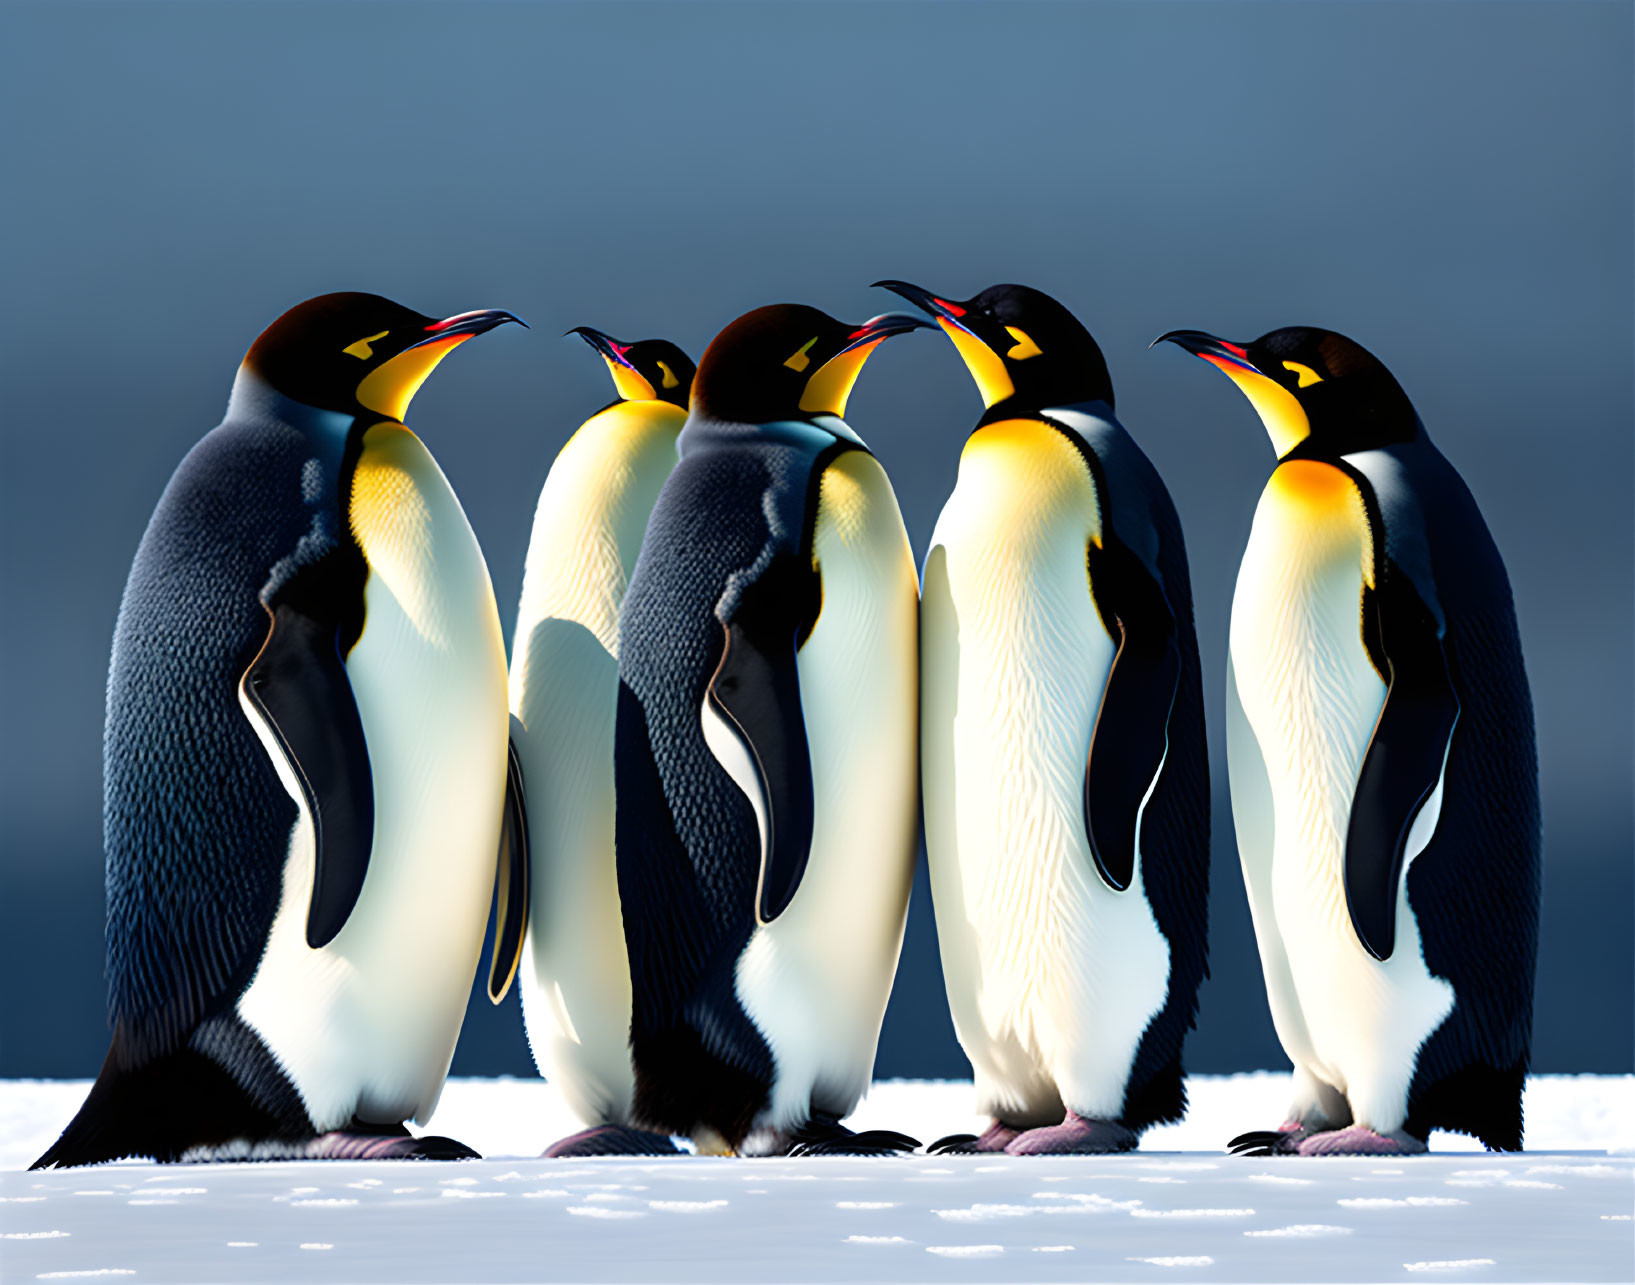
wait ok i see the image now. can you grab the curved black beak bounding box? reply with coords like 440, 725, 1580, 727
872, 280, 967, 324
411, 308, 528, 349
837, 310, 935, 354
1153, 329, 1259, 374
566, 325, 634, 367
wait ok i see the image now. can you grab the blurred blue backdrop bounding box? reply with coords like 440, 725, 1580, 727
1, 1, 1629, 1082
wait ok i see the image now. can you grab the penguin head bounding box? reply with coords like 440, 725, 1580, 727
568, 327, 694, 408
244, 292, 526, 421
874, 281, 1114, 415
689, 303, 932, 425
1156, 326, 1420, 459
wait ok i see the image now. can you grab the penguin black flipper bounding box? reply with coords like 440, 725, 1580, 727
706, 548, 820, 925
488, 718, 531, 1002
1345, 572, 1460, 962
1335, 450, 1460, 963
1083, 537, 1182, 892
244, 597, 375, 951
1044, 405, 1183, 894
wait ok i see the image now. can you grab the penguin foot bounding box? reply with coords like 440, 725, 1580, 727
306, 1130, 480, 1161
1228, 1122, 1309, 1156
1294, 1126, 1429, 1157
781, 1111, 921, 1157
543, 1125, 682, 1158
787, 1130, 921, 1157
1004, 1113, 1138, 1156
927, 1121, 1020, 1154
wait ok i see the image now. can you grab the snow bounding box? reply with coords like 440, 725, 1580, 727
1, 1076, 1630, 1282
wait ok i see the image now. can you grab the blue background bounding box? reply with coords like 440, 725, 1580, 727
1, 1, 1629, 1081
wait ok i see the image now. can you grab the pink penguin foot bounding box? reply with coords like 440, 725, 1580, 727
307, 1130, 479, 1161
926, 1121, 1020, 1155
543, 1125, 681, 1158
1005, 1112, 1138, 1156
1295, 1125, 1428, 1157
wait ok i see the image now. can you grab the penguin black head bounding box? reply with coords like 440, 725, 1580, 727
1155, 326, 1421, 459
690, 303, 932, 425
568, 327, 694, 409
244, 292, 526, 421
874, 281, 1114, 416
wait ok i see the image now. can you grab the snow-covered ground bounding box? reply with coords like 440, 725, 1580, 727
2, 1076, 1630, 1282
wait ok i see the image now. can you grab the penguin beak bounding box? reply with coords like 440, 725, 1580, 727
567, 326, 657, 402
836, 311, 935, 354
409, 308, 528, 349
1154, 330, 1312, 457
874, 280, 1016, 409
1152, 329, 1260, 376
566, 325, 629, 364
872, 281, 974, 332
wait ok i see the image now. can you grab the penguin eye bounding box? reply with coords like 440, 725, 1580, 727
784, 337, 817, 373
656, 360, 681, 390
343, 330, 390, 360
1282, 360, 1323, 388
1004, 327, 1043, 361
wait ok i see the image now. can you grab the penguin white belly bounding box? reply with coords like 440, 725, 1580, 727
1229, 459, 1453, 1132
920, 419, 1170, 1126
733, 448, 919, 1133
238, 422, 508, 1131
509, 400, 681, 1126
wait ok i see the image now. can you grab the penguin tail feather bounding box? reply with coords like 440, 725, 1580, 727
1404, 1057, 1527, 1153
31, 1026, 302, 1169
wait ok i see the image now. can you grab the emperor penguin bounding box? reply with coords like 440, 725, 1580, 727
33, 293, 530, 1168
1158, 326, 1540, 1154
878, 282, 1210, 1155
614, 303, 927, 1156
508, 328, 695, 1157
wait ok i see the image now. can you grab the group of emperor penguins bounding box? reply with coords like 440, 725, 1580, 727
35, 282, 1540, 1171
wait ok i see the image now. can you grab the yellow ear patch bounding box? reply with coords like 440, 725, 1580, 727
1004, 327, 1042, 361
1282, 360, 1323, 388
343, 330, 390, 360
656, 360, 680, 390
784, 337, 817, 373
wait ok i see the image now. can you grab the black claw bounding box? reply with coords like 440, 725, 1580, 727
787, 1129, 920, 1157
412, 1134, 482, 1160
854, 1129, 922, 1151
1228, 1129, 1297, 1157
926, 1133, 982, 1155
781, 1113, 919, 1157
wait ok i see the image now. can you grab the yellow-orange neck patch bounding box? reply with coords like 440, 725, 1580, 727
1267, 457, 1375, 587
799, 340, 881, 418
355, 336, 469, 421
942, 319, 1015, 408
1203, 355, 1311, 457
604, 356, 657, 402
